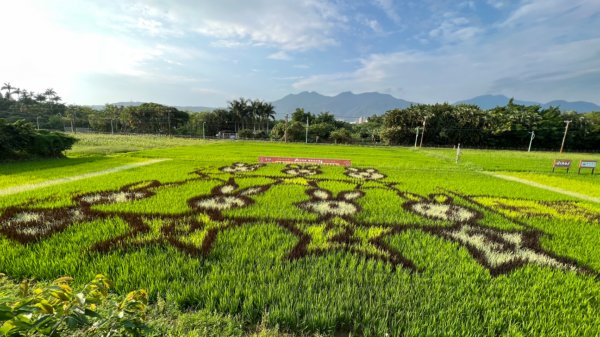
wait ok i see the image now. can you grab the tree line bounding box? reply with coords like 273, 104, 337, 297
381, 100, 599, 151
1, 82, 598, 151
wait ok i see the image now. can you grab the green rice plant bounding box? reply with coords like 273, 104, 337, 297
1, 138, 599, 336
498, 171, 600, 197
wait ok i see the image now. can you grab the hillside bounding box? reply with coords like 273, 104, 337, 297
272, 91, 413, 120
456, 95, 600, 112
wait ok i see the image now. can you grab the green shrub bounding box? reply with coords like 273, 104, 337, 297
30, 131, 77, 157
237, 129, 255, 139
330, 128, 352, 144
0, 119, 76, 160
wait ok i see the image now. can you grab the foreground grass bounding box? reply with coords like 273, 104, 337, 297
1, 135, 599, 336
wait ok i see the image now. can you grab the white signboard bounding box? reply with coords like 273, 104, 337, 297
580, 160, 597, 168
578, 160, 597, 175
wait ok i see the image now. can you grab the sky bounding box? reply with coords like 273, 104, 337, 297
1, 0, 599, 107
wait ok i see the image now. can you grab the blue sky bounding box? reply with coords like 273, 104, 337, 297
1, 0, 599, 107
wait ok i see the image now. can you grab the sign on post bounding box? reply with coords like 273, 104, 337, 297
259, 156, 351, 167
552, 159, 571, 173
578, 160, 597, 175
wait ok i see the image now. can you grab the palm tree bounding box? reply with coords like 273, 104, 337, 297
251, 99, 263, 132
20, 90, 31, 101
261, 102, 276, 133
19, 90, 32, 113
1, 82, 14, 100
228, 98, 250, 131
34, 93, 47, 103
43, 88, 57, 100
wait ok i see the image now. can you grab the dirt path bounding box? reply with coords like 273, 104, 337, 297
0, 159, 170, 197
482, 171, 599, 203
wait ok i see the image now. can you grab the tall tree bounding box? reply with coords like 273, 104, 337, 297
1, 82, 14, 100
13, 88, 21, 100
228, 98, 251, 131
260, 101, 276, 133
250, 99, 276, 132
43, 88, 57, 100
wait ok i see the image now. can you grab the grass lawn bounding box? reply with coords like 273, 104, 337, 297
1, 134, 598, 337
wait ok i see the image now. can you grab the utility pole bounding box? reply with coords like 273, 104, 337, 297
419, 117, 427, 148
203, 121, 206, 139
559, 120, 571, 153
414, 127, 419, 148
58, 113, 65, 132
36, 116, 40, 130
70, 111, 75, 133
527, 131, 535, 152
455, 143, 461, 164
305, 116, 309, 144
167, 111, 171, 136
284, 114, 289, 143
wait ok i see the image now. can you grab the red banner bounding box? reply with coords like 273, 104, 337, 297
259, 156, 351, 167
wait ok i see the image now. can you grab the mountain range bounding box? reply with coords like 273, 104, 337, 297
95, 93, 599, 121
271, 91, 413, 120
454, 95, 600, 112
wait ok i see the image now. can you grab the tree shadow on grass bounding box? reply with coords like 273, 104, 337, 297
0, 156, 108, 175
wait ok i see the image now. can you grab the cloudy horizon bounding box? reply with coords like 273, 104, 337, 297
1, 0, 599, 107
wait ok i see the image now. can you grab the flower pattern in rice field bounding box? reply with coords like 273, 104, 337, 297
1, 162, 597, 277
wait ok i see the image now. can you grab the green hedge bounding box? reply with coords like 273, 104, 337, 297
0, 119, 76, 160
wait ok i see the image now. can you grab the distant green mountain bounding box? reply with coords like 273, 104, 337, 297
455, 95, 600, 112
88, 94, 599, 120
272, 91, 413, 120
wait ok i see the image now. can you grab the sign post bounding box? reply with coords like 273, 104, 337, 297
259, 156, 351, 167
578, 160, 597, 175
552, 159, 571, 173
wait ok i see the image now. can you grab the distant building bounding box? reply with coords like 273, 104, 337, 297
352, 116, 367, 124
216, 131, 237, 139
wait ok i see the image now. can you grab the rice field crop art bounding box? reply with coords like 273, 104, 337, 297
1, 153, 600, 337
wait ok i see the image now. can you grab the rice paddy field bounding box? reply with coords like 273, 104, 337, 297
1, 134, 599, 336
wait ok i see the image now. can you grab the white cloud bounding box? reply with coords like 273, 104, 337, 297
3, 0, 599, 107
372, 0, 402, 23
191, 87, 228, 96
486, 0, 507, 9
428, 15, 481, 43
91, 2, 183, 38
0, 3, 128, 87
500, 0, 600, 27
210, 40, 249, 48
293, 0, 600, 103
357, 16, 384, 33
157, 0, 347, 52
268, 51, 292, 61
0, 0, 205, 104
